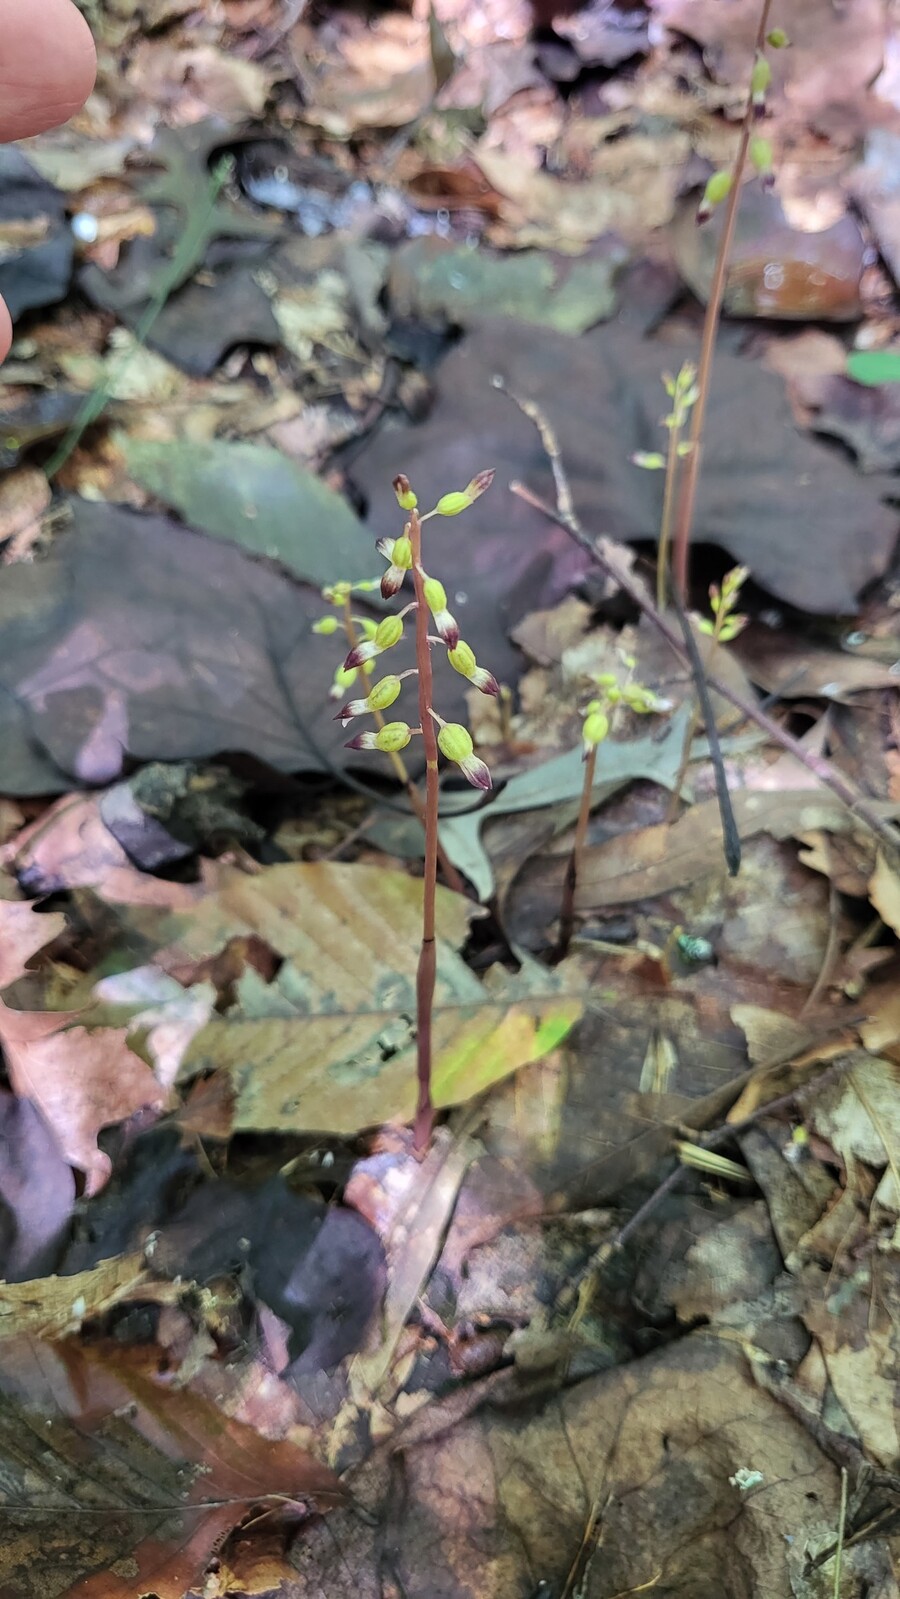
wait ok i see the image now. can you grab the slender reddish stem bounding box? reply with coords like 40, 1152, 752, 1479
671, 0, 774, 600
410, 507, 439, 1152
557, 744, 597, 958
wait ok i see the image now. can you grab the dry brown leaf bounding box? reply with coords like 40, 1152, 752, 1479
0, 1250, 147, 1339
651, 0, 886, 114
0, 466, 50, 557
869, 849, 900, 935
142, 861, 581, 1134
6, 793, 209, 906
0, 1003, 164, 1193
474, 143, 679, 249
0, 897, 65, 989
571, 787, 886, 908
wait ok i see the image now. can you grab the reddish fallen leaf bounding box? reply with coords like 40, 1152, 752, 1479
8, 792, 209, 904
0, 1003, 164, 1195
0, 1336, 349, 1599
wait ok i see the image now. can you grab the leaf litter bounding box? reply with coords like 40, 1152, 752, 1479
2, 0, 900, 1593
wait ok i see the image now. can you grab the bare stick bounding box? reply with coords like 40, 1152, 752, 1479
670, 0, 775, 597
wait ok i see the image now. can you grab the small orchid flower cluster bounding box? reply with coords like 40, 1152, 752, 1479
696, 564, 749, 645
581, 669, 671, 756
324, 471, 499, 790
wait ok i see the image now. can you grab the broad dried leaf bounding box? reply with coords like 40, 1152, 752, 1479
0, 898, 65, 988
0, 500, 353, 790
144, 861, 583, 1132
0, 1004, 164, 1194
650, 0, 886, 113
0, 1336, 348, 1599
0, 1250, 147, 1339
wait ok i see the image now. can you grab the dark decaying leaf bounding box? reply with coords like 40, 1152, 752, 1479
149, 1175, 386, 1377
0, 1092, 75, 1282
0, 148, 73, 321
289, 1336, 868, 1598
351, 320, 897, 614
0, 1335, 348, 1599
0, 500, 352, 792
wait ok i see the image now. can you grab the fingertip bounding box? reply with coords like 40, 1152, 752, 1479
0, 299, 12, 367
0, 0, 98, 141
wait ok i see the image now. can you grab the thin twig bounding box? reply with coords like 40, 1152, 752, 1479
670, 0, 775, 597
833, 1467, 848, 1599
510, 481, 900, 859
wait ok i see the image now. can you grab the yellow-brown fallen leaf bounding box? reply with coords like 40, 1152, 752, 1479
0, 1250, 147, 1339
162, 862, 580, 1133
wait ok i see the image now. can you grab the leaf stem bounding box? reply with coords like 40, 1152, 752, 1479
670, 0, 774, 599
410, 507, 439, 1153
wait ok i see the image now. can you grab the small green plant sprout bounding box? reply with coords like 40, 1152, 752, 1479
667, 564, 750, 821
557, 666, 671, 957
325, 468, 496, 1152
696, 563, 750, 644
632, 362, 699, 610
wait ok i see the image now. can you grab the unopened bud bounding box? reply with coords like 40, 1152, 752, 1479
698, 169, 733, 223
582, 709, 610, 748
393, 474, 418, 511
375, 721, 412, 752
437, 723, 474, 764
631, 451, 666, 470
751, 53, 772, 106
423, 577, 448, 614
312, 616, 340, 635
375, 615, 403, 650
749, 134, 773, 175
368, 674, 403, 711
434, 490, 473, 517
392, 536, 413, 569
766, 27, 789, 46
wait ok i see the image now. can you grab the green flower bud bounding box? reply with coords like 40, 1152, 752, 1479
631, 451, 666, 470
751, 53, 772, 102
437, 723, 474, 763
374, 721, 412, 752
704, 169, 733, 208
749, 135, 773, 174
312, 616, 340, 635
448, 640, 477, 678
368, 674, 403, 711
392, 535, 413, 569
434, 491, 473, 517
582, 710, 610, 747
423, 577, 448, 613
375, 615, 404, 650
766, 27, 789, 46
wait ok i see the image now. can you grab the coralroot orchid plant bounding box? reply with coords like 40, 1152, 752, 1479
318, 469, 497, 1151
557, 665, 670, 957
